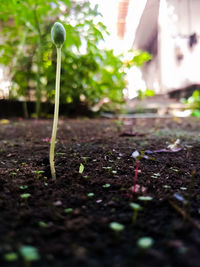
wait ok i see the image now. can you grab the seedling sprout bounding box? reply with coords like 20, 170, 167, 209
20, 193, 31, 199
129, 202, 143, 223
103, 183, 111, 188
20, 185, 28, 190
138, 196, 153, 201
32, 170, 44, 179
64, 208, 73, 213
19, 245, 40, 265
151, 173, 160, 179
88, 192, 94, 197
137, 237, 154, 249
131, 150, 140, 194
79, 163, 84, 174
163, 185, 171, 189
49, 22, 66, 180
4, 252, 18, 262
180, 187, 187, 190
39, 221, 48, 228
109, 222, 125, 233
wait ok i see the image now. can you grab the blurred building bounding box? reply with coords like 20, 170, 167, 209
131, 0, 200, 94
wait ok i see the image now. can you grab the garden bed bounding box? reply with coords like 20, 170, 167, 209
0, 117, 200, 267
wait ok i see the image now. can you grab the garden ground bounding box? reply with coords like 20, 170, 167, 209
0, 117, 200, 267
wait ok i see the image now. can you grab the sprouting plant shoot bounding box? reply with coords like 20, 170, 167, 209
19, 245, 40, 265
32, 170, 44, 179
49, 22, 66, 180
20, 193, 31, 200
79, 163, 84, 174
109, 222, 125, 235
131, 150, 140, 194
137, 237, 154, 249
4, 252, 18, 262
138, 196, 153, 201
129, 202, 143, 223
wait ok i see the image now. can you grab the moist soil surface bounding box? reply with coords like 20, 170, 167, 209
0, 117, 200, 267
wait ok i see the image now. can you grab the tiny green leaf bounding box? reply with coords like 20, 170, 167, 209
64, 208, 73, 213
129, 202, 142, 211
39, 221, 47, 228
20, 193, 31, 199
4, 252, 18, 261
180, 187, 187, 190
163, 185, 171, 189
20, 185, 28, 190
79, 163, 84, 174
88, 192, 94, 197
138, 196, 153, 201
109, 222, 124, 232
137, 237, 154, 249
19, 246, 40, 261
103, 183, 110, 188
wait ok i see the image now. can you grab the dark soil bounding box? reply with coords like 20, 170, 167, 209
0, 117, 200, 267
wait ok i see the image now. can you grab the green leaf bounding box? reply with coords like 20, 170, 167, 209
79, 163, 84, 174
19, 246, 40, 261
4, 252, 18, 262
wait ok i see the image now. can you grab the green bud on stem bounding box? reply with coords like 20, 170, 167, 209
51, 22, 66, 48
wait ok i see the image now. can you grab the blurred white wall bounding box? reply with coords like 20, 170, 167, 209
159, 0, 200, 91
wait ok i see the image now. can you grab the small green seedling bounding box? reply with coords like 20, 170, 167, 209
129, 202, 143, 223
180, 187, 187, 191
138, 196, 153, 201
79, 163, 84, 174
163, 185, 171, 189
19, 245, 40, 265
88, 192, 94, 197
4, 252, 18, 262
151, 173, 160, 179
137, 237, 154, 249
103, 183, 110, 188
49, 22, 66, 180
103, 166, 112, 174
32, 170, 44, 179
20, 193, 31, 200
39, 221, 48, 228
64, 208, 73, 213
20, 185, 28, 190
109, 222, 125, 235
56, 152, 66, 156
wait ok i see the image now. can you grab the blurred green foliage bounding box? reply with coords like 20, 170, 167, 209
183, 90, 200, 117
0, 0, 151, 116
137, 88, 155, 100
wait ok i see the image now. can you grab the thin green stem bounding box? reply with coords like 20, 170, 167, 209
50, 47, 61, 180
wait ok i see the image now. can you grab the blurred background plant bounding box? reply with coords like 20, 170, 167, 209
137, 88, 155, 100
0, 0, 151, 117
182, 90, 200, 117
